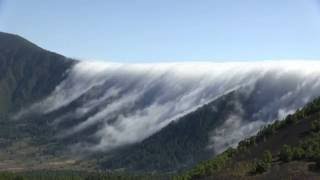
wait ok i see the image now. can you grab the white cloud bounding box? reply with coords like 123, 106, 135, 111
14, 60, 320, 152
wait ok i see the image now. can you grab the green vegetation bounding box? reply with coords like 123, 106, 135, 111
173, 148, 235, 180
311, 119, 320, 132
252, 150, 273, 174
279, 145, 293, 162
175, 97, 320, 179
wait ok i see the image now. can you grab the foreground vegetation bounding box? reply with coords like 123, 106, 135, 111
175, 97, 320, 179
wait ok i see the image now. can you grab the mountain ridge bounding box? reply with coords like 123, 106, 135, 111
1, 32, 320, 178
0, 32, 75, 114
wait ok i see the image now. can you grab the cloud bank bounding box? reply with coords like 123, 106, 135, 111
16, 60, 320, 152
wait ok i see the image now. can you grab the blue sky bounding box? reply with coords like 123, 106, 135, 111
1, 0, 320, 63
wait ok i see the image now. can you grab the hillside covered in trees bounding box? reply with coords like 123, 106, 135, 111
175, 97, 320, 179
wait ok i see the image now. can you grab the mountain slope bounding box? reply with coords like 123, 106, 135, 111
176, 98, 320, 179
0, 32, 74, 115
0, 32, 77, 170
98, 74, 320, 172
2, 32, 320, 175
99, 90, 244, 172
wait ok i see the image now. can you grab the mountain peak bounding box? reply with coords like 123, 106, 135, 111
0, 31, 41, 52
0, 32, 74, 114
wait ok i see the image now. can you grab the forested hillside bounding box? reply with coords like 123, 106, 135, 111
176, 97, 320, 179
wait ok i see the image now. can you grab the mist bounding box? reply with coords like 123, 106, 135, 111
16, 60, 320, 152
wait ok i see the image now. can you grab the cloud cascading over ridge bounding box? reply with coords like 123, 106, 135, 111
16, 60, 320, 152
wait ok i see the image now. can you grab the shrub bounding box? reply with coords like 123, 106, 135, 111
280, 145, 293, 162
292, 147, 305, 160
311, 120, 320, 132
252, 150, 272, 174
254, 161, 270, 174
261, 150, 272, 163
